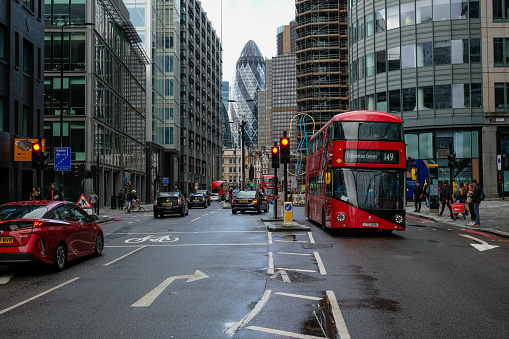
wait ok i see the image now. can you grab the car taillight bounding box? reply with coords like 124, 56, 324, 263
232, 199, 235, 204
33, 221, 44, 227
252, 199, 258, 203
154, 198, 157, 205
178, 198, 182, 205
36, 235, 46, 256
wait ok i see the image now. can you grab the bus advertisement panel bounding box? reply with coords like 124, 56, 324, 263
262, 175, 278, 200
305, 111, 406, 232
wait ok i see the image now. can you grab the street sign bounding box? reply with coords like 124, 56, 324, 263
54, 147, 71, 171
283, 202, 293, 226
498, 154, 502, 170
162, 177, 169, 184
123, 177, 128, 184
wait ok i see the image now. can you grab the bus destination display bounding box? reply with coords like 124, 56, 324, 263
343, 149, 399, 164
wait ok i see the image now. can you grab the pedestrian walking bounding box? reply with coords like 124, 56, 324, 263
117, 190, 124, 209
28, 187, 39, 201
48, 182, 61, 201
470, 179, 484, 227
413, 182, 424, 212
456, 184, 467, 218
89, 190, 98, 214
438, 181, 454, 219
423, 179, 430, 208
228, 187, 233, 204
466, 184, 476, 225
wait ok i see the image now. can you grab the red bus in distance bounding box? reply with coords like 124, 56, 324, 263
262, 175, 278, 201
305, 110, 406, 232
212, 181, 226, 200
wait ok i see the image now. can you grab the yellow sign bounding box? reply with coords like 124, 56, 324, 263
325, 173, 331, 184
336, 158, 343, 164
14, 138, 46, 162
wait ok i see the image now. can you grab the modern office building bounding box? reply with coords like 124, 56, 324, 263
221, 81, 233, 148
0, 0, 45, 204
277, 20, 296, 56
348, 0, 508, 197
257, 59, 272, 150
125, 0, 181, 198
44, 0, 148, 205
295, 0, 349, 131
179, 0, 222, 194
229, 40, 266, 148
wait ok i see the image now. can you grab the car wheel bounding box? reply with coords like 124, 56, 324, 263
154, 213, 159, 219
232, 209, 236, 214
53, 242, 67, 271
180, 209, 185, 217
94, 233, 104, 257
257, 206, 261, 214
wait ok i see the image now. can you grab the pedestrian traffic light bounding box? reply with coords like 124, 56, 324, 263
271, 144, 279, 169
280, 135, 290, 164
31, 141, 43, 170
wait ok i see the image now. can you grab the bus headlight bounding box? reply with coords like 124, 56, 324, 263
394, 214, 404, 224
336, 212, 346, 222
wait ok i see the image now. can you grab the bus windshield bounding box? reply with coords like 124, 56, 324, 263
332, 168, 404, 210
333, 121, 403, 141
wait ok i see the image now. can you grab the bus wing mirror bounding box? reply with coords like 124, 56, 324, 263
325, 173, 331, 185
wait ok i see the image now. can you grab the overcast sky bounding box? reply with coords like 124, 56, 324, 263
200, 0, 296, 83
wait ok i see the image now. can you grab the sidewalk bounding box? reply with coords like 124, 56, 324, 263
406, 199, 509, 238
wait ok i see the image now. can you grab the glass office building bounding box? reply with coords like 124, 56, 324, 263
229, 40, 266, 148
44, 0, 148, 204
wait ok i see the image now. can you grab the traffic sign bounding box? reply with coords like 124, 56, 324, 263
162, 177, 170, 184
123, 177, 128, 184
76, 194, 93, 214
54, 147, 71, 171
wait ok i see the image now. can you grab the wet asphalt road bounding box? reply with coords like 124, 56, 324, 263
1, 202, 509, 338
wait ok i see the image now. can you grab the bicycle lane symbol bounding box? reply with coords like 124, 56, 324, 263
124, 235, 180, 244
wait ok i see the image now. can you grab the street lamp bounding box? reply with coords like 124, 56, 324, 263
59, 21, 94, 199
228, 99, 253, 191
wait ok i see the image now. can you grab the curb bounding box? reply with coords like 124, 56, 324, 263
264, 221, 311, 232
406, 211, 509, 239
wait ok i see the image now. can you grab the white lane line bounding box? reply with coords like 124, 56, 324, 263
0, 277, 80, 315
103, 246, 146, 266
274, 240, 308, 243
314, 252, 327, 275
268, 232, 273, 244
246, 326, 323, 339
308, 232, 315, 243
326, 290, 351, 339
270, 269, 291, 283
225, 290, 272, 335
0, 274, 14, 284
274, 292, 322, 301
191, 217, 201, 222
277, 252, 312, 256
275, 268, 317, 273
268, 252, 274, 274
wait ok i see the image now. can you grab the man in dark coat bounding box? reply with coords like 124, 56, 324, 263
413, 182, 424, 212
439, 181, 453, 219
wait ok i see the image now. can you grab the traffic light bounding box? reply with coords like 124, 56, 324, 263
280, 135, 290, 164
78, 163, 86, 179
448, 152, 457, 170
271, 144, 279, 169
41, 152, 49, 170
31, 141, 43, 170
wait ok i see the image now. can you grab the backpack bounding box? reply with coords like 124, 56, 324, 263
480, 189, 485, 201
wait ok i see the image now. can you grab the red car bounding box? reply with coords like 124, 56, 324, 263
0, 201, 104, 271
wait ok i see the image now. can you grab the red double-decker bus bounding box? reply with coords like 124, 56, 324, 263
305, 111, 406, 232
262, 175, 278, 200
212, 181, 226, 199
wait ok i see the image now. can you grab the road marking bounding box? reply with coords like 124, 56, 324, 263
274, 292, 322, 301
0, 274, 14, 284
246, 326, 323, 339
308, 232, 315, 243
103, 246, 146, 266
191, 217, 200, 222
0, 277, 80, 315
270, 269, 291, 283
268, 252, 274, 274
132, 270, 208, 307
106, 230, 266, 235
275, 268, 317, 273
459, 234, 500, 251
225, 289, 272, 335
274, 240, 308, 243
461, 229, 509, 244
277, 252, 312, 256
314, 252, 327, 275
326, 290, 351, 339
106, 243, 268, 248
268, 232, 273, 244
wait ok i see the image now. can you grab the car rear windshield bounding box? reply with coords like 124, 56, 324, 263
236, 191, 256, 198
196, 190, 208, 194
190, 193, 203, 197
0, 205, 49, 221
158, 192, 178, 198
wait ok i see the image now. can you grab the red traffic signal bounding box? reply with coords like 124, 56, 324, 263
272, 144, 279, 169
32, 142, 41, 152
281, 138, 289, 147
272, 146, 278, 154
280, 136, 290, 164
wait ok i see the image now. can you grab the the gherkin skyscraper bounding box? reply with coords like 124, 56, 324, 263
228, 40, 266, 148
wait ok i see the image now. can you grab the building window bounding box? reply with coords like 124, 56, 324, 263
433, 0, 450, 21
389, 89, 401, 112
418, 86, 434, 110
401, 2, 415, 26
44, 76, 86, 116
365, 13, 374, 37
24, 0, 34, 12
402, 88, 416, 111
0, 25, 5, 62
416, 0, 433, 23
44, 33, 86, 71
0, 96, 6, 131
366, 53, 375, 76
435, 85, 452, 109
494, 83, 509, 111
23, 39, 34, 75
493, 0, 509, 21
376, 50, 386, 73
375, 9, 386, 33
387, 5, 399, 30
451, 0, 468, 19
376, 91, 387, 112
417, 42, 433, 67
401, 44, 416, 69
434, 40, 451, 64
493, 38, 509, 66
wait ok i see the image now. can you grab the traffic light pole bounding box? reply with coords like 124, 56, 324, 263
284, 163, 287, 202
274, 167, 278, 219
241, 121, 246, 191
